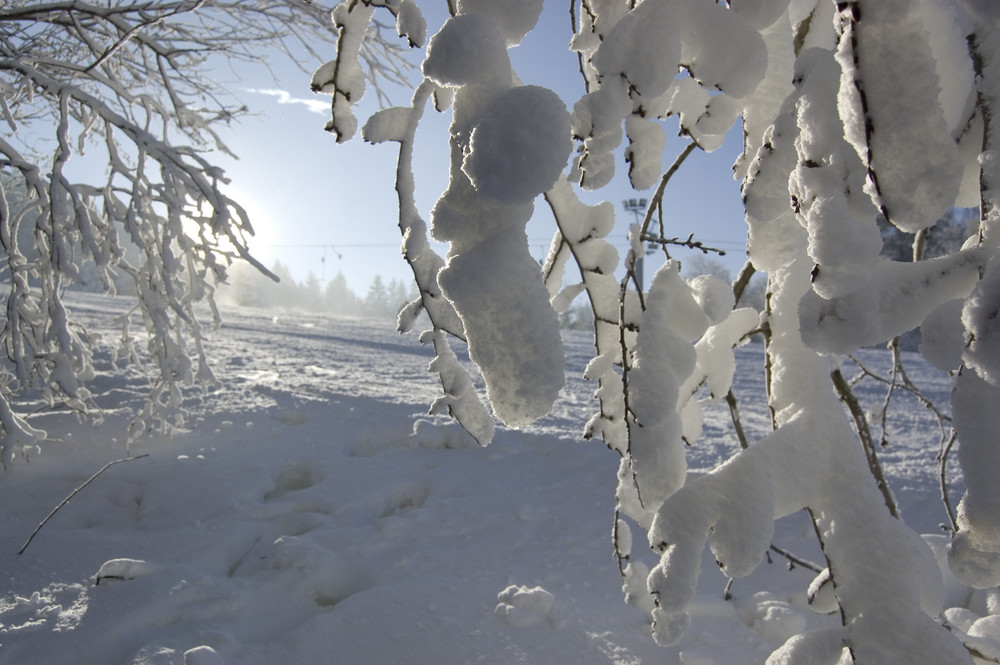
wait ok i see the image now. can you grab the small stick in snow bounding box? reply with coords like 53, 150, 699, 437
18, 454, 150, 555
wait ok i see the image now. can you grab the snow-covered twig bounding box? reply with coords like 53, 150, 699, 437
640, 233, 728, 257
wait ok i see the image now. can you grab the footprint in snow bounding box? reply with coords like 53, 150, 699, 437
264, 462, 326, 501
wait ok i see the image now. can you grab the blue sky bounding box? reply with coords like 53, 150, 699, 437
214, 3, 750, 295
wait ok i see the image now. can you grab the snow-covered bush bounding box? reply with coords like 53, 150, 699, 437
322, 1, 1000, 662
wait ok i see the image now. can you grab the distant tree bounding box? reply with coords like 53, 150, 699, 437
558, 299, 595, 331
385, 277, 416, 316
737, 273, 767, 315
879, 207, 977, 262
364, 275, 390, 316
302, 271, 323, 308
324, 271, 362, 316
681, 255, 732, 282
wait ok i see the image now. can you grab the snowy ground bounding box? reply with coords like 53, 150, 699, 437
0, 292, 973, 664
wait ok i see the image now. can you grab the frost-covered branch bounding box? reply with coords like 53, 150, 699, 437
0, 0, 404, 460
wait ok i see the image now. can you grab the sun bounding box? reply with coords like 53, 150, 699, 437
223, 185, 276, 249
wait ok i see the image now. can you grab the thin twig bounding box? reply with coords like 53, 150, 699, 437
938, 429, 960, 533
732, 260, 755, 307
769, 543, 824, 573
846, 351, 952, 428
725, 390, 750, 450
725, 543, 823, 601
640, 140, 698, 236
831, 368, 899, 519
18, 454, 150, 555
641, 233, 728, 256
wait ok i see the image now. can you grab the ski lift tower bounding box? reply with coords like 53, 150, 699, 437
622, 198, 649, 290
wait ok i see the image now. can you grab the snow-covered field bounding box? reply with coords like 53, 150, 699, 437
0, 291, 976, 664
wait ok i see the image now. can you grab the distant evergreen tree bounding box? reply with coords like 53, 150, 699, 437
681, 255, 732, 283
365, 276, 390, 317
325, 272, 362, 316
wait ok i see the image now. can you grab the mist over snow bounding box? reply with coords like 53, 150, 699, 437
0, 292, 980, 665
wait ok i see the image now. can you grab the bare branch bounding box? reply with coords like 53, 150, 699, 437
19, 453, 149, 554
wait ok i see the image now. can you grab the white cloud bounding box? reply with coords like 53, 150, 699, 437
246, 88, 330, 114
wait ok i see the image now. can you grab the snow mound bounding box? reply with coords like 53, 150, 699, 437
494, 584, 556, 628
93, 558, 164, 585
183, 646, 227, 665
735, 592, 807, 642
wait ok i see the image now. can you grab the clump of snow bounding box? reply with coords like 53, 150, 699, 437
919, 299, 966, 371
394, 0, 426, 48
592, 2, 681, 99
962, 255, 1000, 385
799, 250, 986, 355
671, 0, 767, 100
462, 85, 571, 205
688, 274, 736, 325
742, 113, 806, 272
457, 0, 543, 46
361, 106, 413, 144
494, 584, 556, 627
729, 0, 790, 30
735, 592, 807, 642
625, 116, 667, 190
437, 227, 565, 428
426, 8, 569, 430
93, 558, 164, 585
764, 628, 848, 665
625, 264, 697, 513
183, 646, 227, 665
951, 370, 1000, 588
835, 0, 966, 231
310, 2, 375, 142
422, 14, 510, 89
570, 77, 632, 190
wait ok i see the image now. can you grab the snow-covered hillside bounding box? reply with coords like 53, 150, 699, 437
0, 292, 985, 665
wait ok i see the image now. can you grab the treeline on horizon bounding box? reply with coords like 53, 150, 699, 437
218, 261, 418, 319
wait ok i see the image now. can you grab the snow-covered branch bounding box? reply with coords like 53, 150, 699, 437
0, 0, 405, 457
323, 1, 1000, 662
